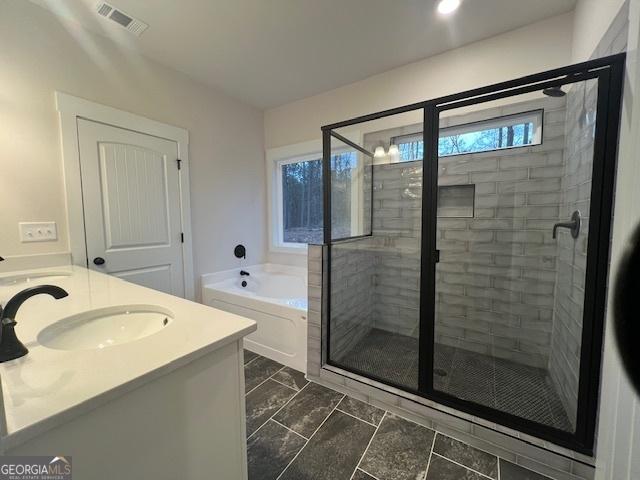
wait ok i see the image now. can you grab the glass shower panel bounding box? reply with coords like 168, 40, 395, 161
327, 109, 424, 390
432, 79, 598, 433
329, 136, 372, 240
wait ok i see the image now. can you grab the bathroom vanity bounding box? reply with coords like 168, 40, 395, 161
0, 266, 256, 479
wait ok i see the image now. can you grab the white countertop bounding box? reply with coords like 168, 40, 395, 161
0, 266, 256, 449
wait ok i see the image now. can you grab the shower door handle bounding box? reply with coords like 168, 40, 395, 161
435, 250, 440, 263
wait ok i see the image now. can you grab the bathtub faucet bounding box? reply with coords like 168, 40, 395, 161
240, 270, 250, 277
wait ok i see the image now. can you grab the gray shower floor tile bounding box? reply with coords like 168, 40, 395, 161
335, 329, 572, 431
336, 328, 420, 390
243, 349, 568, 480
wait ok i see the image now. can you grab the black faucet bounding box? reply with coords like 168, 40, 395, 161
552, 210, 581, 239
0, 285, 68, 363
240, 270, 250, 277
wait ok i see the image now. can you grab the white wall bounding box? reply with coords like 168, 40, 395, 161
0, 0, 266, 281
264, 13, 574, 150
572, 0, 628, 62
578, 0, 640, 477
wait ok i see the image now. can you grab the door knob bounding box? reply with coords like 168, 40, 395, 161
93, 257, 106, 266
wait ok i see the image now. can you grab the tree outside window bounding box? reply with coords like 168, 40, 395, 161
281, 151, 356, 244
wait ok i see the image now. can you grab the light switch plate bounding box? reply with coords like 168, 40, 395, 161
19, 222, 58, 243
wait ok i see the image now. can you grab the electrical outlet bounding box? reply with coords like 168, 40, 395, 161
19, 222, 58, 243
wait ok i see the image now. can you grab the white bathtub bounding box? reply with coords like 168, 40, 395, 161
201, 264, 307, 372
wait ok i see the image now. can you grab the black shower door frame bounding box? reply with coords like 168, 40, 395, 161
321, 53, 625, 454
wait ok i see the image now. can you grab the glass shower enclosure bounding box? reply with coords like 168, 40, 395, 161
322, 54, 624, 453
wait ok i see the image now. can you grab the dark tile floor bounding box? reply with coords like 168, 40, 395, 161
244, 350, 556, 480
336, 329, 572, 431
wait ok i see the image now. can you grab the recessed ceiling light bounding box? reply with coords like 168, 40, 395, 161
437, 0, 461, 15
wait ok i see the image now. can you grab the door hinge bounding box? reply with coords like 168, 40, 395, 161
176, 158, 182, 170
181, 232, 185, 243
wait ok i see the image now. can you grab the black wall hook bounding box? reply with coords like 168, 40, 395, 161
234, 244, 246, 259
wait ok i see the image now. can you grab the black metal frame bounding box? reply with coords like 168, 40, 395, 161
322, 53, 625, 454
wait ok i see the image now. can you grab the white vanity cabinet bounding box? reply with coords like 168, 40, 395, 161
0, 266, 256, 480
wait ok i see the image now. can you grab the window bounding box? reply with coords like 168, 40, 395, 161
396, 135, 424, 162
391, 110, 543, 162
269, 144, 362, 252
280, 157, 324, 244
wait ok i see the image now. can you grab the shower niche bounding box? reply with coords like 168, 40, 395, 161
437, 184, 475, 218
321, 54, 624, 453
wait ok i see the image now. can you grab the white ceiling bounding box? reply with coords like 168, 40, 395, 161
31, 0, 577, 109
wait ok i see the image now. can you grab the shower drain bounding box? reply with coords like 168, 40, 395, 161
434, 368, 448, 377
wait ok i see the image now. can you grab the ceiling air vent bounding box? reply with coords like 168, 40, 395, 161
95, 2, 148, 36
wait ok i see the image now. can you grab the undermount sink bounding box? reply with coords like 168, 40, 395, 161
0, 271, 71, 287
38, 305, 173, 351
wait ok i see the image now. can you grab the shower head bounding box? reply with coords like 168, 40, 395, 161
542, 86, 566, 97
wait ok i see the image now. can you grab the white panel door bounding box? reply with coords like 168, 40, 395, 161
78, 119, 185, 297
